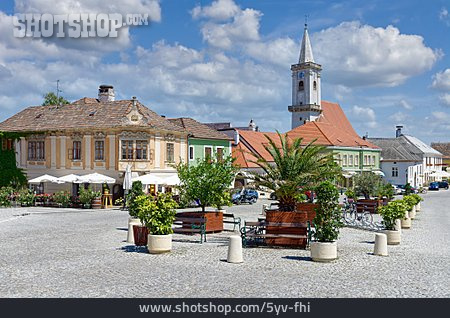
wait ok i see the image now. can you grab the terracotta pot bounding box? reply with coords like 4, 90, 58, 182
133, 225, 148, 246
147, 234, 172, 254
177, 211, 223, 233
383, 229, 401, 245
310, 241, 337, 262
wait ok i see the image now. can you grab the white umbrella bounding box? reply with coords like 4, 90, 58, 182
74, 173, 116, 184
132, 173, 164, 185
162, 174, 180, 185
57, 174, 80, 183
28, 174, 64, 184
123, 165, 133, 191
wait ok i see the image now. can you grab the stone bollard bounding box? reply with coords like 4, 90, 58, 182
227, 236, 244, 263
374, 233, 388, 256
416, 202, 421, 212
127, 218, 141, 244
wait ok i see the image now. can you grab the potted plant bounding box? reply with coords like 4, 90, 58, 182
310, 181, 343, 262
78, 186, 100, 209
136, 192, 178, 254
403, 195, 417, 220
378, 200, 407, 245
127, 181, 145, 244
53, 191, 71, 208
249, 132, 340, 248
102, 182, 110, 195
410, 193, 423, 212
344, 189, 357, 203
176, 153, 238, 232
0, 186, 13, 207
17, 188, 36, 207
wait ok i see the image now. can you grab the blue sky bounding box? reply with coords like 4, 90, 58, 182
0, 0, 449, 143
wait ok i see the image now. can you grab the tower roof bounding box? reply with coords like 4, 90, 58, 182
299, 24, 314, 63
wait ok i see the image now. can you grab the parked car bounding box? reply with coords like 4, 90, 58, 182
438, 181, 449, 190
232, 188, 258, 205
428, 182, 440, 191
396, 184, 419, 194
392, 185, 402, 195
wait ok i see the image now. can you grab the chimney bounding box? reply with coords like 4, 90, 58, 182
234, 129, 240, 145
249, 119, 256, 132
98, 85, 115, 102
396, 125, 403, 138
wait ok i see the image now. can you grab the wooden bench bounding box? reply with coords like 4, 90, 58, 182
223, 213, 241, 232
173, 216, 206, 243
356, 201, 379, 214
240, 220, 311, 249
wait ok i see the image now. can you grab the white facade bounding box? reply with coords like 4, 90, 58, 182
381, 161, 423, 188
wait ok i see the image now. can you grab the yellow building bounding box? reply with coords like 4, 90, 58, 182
0, 85, 188, 201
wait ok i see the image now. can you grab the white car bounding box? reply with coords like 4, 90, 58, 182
392, 185, 402, 195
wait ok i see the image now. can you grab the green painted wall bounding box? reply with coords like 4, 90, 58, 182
188, 138, 231, 166
330, 148, 381, 172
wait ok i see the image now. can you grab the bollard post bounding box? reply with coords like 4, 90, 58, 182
227, 236, 244, 263
374, 233, 388, 256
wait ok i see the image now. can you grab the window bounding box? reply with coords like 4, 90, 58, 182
372, 155, 375, 166
166, 143, 174, 162
343, 155, 348, 167
94, 140, 104, 161
349, 155, 354, 166
298, 81, 304, 91
136, 140, 148, 160
313, 81, 317, 90
364, 155, 368, 166
355, 155, 359, 167
121, 140, 133, 160
335, 154, 341, 166
392, 167, 399, 177
217, 147, 224, 162
1, 139, 13, 151
189, 146, 194, 160
73, 141, 81, 160
205, 146, 212, 160
28, 141, 45, 161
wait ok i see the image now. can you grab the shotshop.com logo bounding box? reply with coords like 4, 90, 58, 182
13, 13, 150, 38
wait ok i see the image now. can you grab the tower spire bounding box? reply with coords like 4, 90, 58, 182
299, 22, 314, 63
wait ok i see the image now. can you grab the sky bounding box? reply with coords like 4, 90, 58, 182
0, 0, 449, 144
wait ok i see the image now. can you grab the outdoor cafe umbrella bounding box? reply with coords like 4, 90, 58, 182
74, 173, 116, 184
57, 174, 80, 183
122, 164, 133, 209
28, 174, 64, 184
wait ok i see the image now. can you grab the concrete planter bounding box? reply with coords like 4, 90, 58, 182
409, 206, 416, 220
383, 229, 401, 245
147, 234, 172, 254
310, 241, 337, 262
401, 217, 411, 229
127, 217, 142, 244
416, 202, 421, 212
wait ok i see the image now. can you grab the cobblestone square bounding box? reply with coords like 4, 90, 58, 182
0, 191, 448, 298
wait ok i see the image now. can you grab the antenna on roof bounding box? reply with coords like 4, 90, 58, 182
56, 80, 62, 99
304, 14, 309, 28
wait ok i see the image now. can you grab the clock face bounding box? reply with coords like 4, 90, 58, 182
297, 72, 305, 79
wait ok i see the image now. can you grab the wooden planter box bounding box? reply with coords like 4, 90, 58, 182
177, 211, 223, 233
295, 203, 319, 222
356, 199, 382, 213
265, 210, 310, 248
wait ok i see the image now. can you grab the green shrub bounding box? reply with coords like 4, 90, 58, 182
403, 195, 416, 211
78, 186, 100, 207
344, 189, 357, 200
410, 194, 423, 205
17, 188, 35, 207
127, 181, 145, 218
136, 193, 178, 235
312, 181, 343, 242
0, 186, 13, 207
378, 200, 407, 230
53, 191, 71, 207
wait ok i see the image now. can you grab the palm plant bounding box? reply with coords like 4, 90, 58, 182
250, 132, 341, 211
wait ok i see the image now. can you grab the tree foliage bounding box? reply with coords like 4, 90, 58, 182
250, 132, 341, 211
176, 153, 238, 212
42, 92, 70, 106
135, 193, 178, 235
354, 172, 383, 199
378, 200, 407, 230
127, 181, 145, 218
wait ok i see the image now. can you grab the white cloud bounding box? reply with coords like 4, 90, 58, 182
244, 37, 297, 68
439, 7, 450, 26
399, 99, 413, 110
313, 21, 440, 87
200, 8, 262, 50
191, 0, 240, 21
389, 111, 409, 123
350, 105, 377, 128
439, 94, 450, 107
432, 69, 450, 91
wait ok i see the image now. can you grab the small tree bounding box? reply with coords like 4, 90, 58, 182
42, 92, 70, 106
176, 153, 238, 213
354, 172, 382, 199
127, 181, 145, 218
378, 200, 407, 230
136, 193, 178, 235
312, 181, 343, 242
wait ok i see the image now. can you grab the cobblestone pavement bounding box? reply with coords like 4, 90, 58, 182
0, 190, 448, 298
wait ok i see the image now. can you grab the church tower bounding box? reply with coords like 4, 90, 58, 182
288, 23, 322, 129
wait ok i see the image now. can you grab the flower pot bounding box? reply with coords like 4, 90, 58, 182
310, 241, 337, 262
401, 217, 411, 229
127, 218, 142, 244
133, 225, 148, 246
383, 229, 401, 245
416, 202, 421, 212
409, 206, 416, 220
147, 234, 172, 254
104, 189, 110, 195
92, 197, 102, 209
